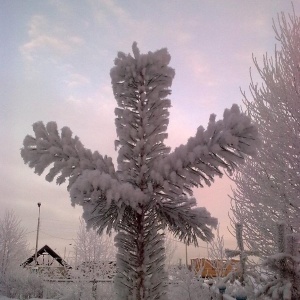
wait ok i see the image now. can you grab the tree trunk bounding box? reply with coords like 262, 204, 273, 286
136, 211, 146, 300
115, 206, 167, 300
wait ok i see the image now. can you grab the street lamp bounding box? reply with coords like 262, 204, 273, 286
64, 243, 72, 260
34, 202, 41, 265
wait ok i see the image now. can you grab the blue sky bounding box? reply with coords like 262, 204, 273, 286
1, 0, 299, 262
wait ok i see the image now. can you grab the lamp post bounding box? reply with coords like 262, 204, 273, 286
34, 202, 41, 265
64, 243, 72, 260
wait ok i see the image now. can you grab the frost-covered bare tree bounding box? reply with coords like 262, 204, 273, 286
0, 210, 28, 279
207, 224, 230, 278
73, 217, 115, 266
164, 231, 178, 270
21, 43, 259, 300
256, 222, 300, 300
230, 8, 300, 258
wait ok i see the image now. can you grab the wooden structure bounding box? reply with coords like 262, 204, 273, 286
21, 244, 72, 279
191, 258, 239, 278
76, 261, 117, 280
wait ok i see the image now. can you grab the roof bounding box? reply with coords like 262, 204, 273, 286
21, 244, 72, 269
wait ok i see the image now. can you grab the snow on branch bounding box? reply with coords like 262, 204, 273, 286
21, 121, 116, 189
70, 170, 147, 212
151, 104, 259, 196
156, 195, 217, 245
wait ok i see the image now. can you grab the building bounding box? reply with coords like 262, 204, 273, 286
191, 258, 239, 278
21, 245, 72, 280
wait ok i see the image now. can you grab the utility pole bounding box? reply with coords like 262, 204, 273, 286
185, 243, 188, 267
34, 202, 41, 265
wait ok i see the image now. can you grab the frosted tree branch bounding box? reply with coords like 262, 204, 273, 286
21, 121, 116, 189
151, 104, 259, 196
156, 196, 217, 245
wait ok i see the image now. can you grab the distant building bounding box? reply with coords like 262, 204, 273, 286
191, 258, 239, 278
21, 245, 72, 280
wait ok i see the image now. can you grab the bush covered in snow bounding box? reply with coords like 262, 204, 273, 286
0, 269, 43, 299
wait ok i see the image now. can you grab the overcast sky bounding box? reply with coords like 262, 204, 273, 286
1, 0, 299, 263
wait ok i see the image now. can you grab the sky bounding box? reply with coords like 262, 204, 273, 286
1, 0, 299, 264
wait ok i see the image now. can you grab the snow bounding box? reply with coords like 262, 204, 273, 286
0, 298, 48, 300
223, 295, 235, 300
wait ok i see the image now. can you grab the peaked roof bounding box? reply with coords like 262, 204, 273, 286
21, 244, 72, 269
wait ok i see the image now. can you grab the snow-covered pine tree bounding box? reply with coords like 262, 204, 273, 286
21, 43, 259, 300
230, 7, 300, 258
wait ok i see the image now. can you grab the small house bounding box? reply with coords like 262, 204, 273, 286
191, 258, 239, 278
21, 245, 72, 280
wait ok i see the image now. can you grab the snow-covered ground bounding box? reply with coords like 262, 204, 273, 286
0, 297, 51, 300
